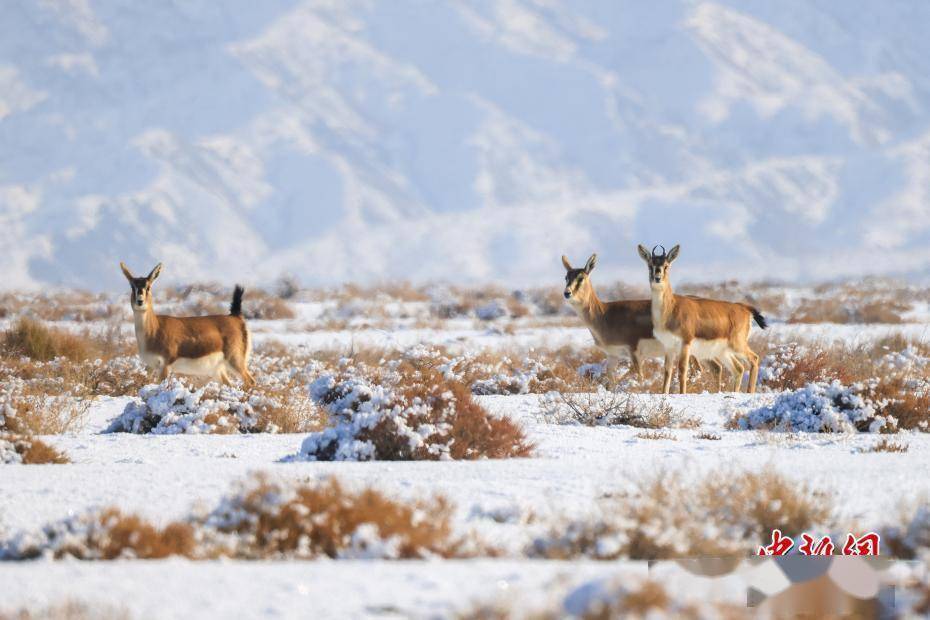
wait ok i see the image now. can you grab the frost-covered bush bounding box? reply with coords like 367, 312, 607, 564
0, 377, 88, 435
292, 361, 532, 461
105, 379, 287, 434
732, 380, 895, 433
1, 476, 461, 561
200, 476, 459, 559
1, 507, 196, 560
0, 435, 22, 464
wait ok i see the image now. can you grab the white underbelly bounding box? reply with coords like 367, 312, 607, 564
636, 339, 666, 360
654, 329, 681, 352
653, 331, 732, 362
171, 352, 226, 377
690, 338, 732, 360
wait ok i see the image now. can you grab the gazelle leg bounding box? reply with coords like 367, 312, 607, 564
662, 353, 675, 394
605, 355, 618, 382
230, 357, 256, 390
713, 359, 724, 393
745, 349, 760, 394
678, 342, 692, 394
728, 354, 744, 392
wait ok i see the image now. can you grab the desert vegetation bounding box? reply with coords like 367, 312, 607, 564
528, 469, 833, 560
1, 476, 460, 561
295, 352, 533, 460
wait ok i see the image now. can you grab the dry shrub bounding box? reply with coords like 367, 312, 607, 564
106, 378, 322, 435
301, 359, 533, 460
530, 469, 832, 560
867, 379, 930, 431
0, 380, 89, 435
3, 477, 463, 561
634, 430, 676, 441
0, 434, 69, 464
755, 340, 861, 391
863, 438, 909, 453
540, 390, 699, 429
695, 431, 721, 440
207, 477, 459, 559
6, 508, 197, 560
2, 318, 97, 362
0, 601, 130, 620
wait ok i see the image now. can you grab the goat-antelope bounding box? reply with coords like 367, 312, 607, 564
637, 244, 766, 394
563, 253, 683, 382
119, 262, 255, 388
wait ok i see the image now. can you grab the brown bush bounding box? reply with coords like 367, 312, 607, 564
306, 360, 533, 460
868, 379, 930, 431
210, 477, 460, 559
530, 469, 832, 560
4, 477, 464, 561
2, 317, 97, 362
0, 382, 89, 436
1, 434, 69, 464
92, 510, 198, 560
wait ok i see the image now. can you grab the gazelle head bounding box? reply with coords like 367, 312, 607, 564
561, 254, 597, 305
638, 244, 679, 289
120, 262, 162, 311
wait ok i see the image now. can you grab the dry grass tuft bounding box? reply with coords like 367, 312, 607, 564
863, 438, 909, 453
695, 431, 721, 440
540, 390, 700, 429
0, 381, 89, 436
530, 469, 832, 560
634, 430, 676, 441
2, 317, 97, 362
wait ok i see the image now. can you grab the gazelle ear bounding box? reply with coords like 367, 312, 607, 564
584, 254, 597, 273
667, 245, 680, 263
147, 263, 163, 282
561, 255, 573, 271
637, 245, 651, 262
120, 262, 134, 281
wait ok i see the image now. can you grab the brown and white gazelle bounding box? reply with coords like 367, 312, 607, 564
119, 262, 255, 388
562, 254, 664, 381
637, 244, 766, 394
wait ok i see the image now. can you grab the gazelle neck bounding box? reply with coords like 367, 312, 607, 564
571, 284, 607, 327
650, 278, 675, 328
132, 299, 159, 341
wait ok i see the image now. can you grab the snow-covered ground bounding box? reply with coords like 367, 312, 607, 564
1, 377, 929, 615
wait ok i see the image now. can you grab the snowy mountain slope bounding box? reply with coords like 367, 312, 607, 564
3, 0, 930, 290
